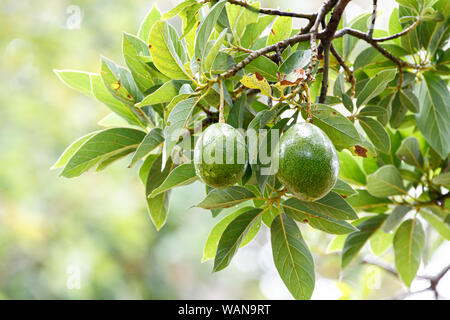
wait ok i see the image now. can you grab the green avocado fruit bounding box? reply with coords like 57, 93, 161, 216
194, 123, 247, 189
277, 122, 339, 201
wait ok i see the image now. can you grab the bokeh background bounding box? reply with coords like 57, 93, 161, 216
0, 0, 448, 299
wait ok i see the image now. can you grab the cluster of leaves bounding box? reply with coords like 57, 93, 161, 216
53, 0, 449, 299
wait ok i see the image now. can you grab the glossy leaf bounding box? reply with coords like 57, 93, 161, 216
416, 72, 450, 159
338, 150, 367, 186
197, 186, 257, 209
149, 21, 190, 80
54, 69, 93, 97
60, 128, 145, 178
394, 219, 425, 287
367, 165, 406, 197
356, 69, 396, 107
420, 210, 450, 240
282, 198, 357, 235
136, 80, 191, 107
307, 104, 361, 150
129, 128, 164, 167
342, 214, 387, 268
202, 206, 262, 262
138, 4, 162, 40
51, 132, 98, 169
150, 163, 197, 197
383, 205, 411, 232
271, 214, 315, 300
214, 208, 262, 271
195, 0, 227, 63
395, 136, 424, 170
358, 116, 391, 153
332, 179, 357, 197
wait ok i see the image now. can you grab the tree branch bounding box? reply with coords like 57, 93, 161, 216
334, 28, 426, 69
226, 0, 315, 20
217, 32, 314, 80
308, 0, 339, 75
362, 258, 450, 300
373, 19, 421, 42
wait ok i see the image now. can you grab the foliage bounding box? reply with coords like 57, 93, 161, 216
54, 0, 449, 299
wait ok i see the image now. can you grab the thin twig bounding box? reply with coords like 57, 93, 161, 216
330, 43, 355, 96
334, 28, 426, 69
308, 0, 339, 76
373, 19, 421, 42
368, 0, 377, 38
226, 0, 316, 20
319, 41, 331, 103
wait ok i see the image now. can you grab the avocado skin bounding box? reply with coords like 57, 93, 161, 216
194, 123, 247, 189
277, 122, 339, 201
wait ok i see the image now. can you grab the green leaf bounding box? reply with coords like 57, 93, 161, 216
241, 15, 275, 48
129, 128, 164, 167
278, 50, 312, 75
267, 16, 292, 46
271, 214, 315, 300
327, 235, 347, 253
358, 116, 391, 153
306, 104, 361, 150
356, 69, 396, 107
297, 192, 358, 220
101, 56, 142, 105
367, 165, 406, 197
150, 163, 197, 197
416, 72, 450, 159
347, 190, 392, 212
162, 0, 198, 20
164, 96, 200, 163
138, 4, 162, 41
332, 179, 357, 197
395, 136, 424, 170
98, 113, 132, 128
90, 74, 143, 127
383, 205, 411, 232
54, 69, 93, 97
145, 154, 173, 230
243, 55, 278, 82
195, 0, 227, 63
420, 210, 450, 240
202, 206, 262, 262
51, 132, 98, 169
149, 21, 190, 80
370, 229, 394, 256
399, 89, 419, 113
122, 33, 154, 93
204, 29, 227, 74
432, 172, 450, 186
342, 214, 387, 268
282, 199, 357, 235
394, 219, 425, 287
136, 80, 191, 108
214, 207, 262, 271
60, 128, 145, 178
338, 150, 367, 186
197, 186, 257, 209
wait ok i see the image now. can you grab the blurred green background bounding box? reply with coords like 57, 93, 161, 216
0, 0, 448, 299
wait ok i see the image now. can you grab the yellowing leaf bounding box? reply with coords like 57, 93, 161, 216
240, 72, 271, 96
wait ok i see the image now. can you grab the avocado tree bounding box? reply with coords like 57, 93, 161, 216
53, 0, 449, 299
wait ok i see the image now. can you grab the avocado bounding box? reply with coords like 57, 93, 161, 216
194, 123, 247, 189
277, 122, 339, 201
